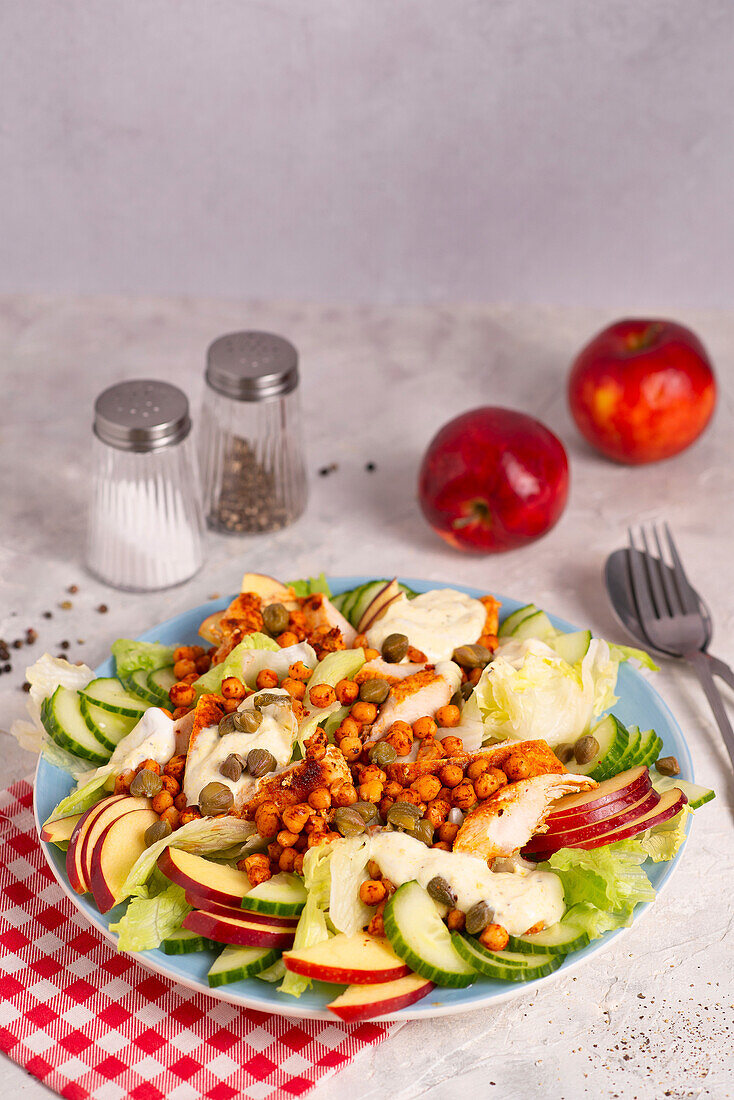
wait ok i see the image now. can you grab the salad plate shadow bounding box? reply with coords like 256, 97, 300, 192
33, 576, 694, 1021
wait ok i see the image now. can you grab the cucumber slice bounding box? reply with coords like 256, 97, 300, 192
352, 581, 392, 629
635, 731, 663, 769
398, 583, 418, 599
341, 583, 370, 625
240, 872, 307, 916
610, 724, 642, 773
509, 610, 556, 644
552, 630, 592, 665
79, 695, 139, 753
148, 666, 177, 704
507, 907, 591, 956
41, 688, 111, 764
653, 774, 714, 810
452, 936, 564, 981
499, 604, 538, 638
208, 944, 281, 987
384, 881, 476, 988
161, 928, 213, 955
121, 668, 162, 706
569, 714, 628, 780
330, 592, 348, 613
79, 677, 148, 718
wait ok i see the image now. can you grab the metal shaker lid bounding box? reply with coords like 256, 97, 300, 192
93, 380, 192, 452
205, 332, 299, 401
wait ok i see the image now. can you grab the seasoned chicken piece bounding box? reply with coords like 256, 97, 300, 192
479, 595, 501, 640
244, 744, 351, 816
298, 593, 357, 648
386, 739, 564, 786
453, 772, 597, 862
366, 661, 462, 741
355, 658, 428, 685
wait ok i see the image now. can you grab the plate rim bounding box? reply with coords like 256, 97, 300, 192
33, 575, 694, 1021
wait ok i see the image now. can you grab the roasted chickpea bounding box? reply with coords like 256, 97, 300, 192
466, 757, 492, 781
309, 683, 337, 708
279, 847, 298, 873
308, 787, 332, 811
222, 698, 239, 713
288, 661, 313, 682
173, 792, 188, 811
159, 805, 180, 831
277, 631, 299, 648
173, 645, 197, 663
331, 780, 358, 807
479, 924, 510, 952
451, 780, 477, 811
254, 801, 281, 838
244, 853, 272, 888
151, 790, 174, 814
440, 736, 465, 756
351, 701, 377, 724
338, 715, 362, 739
221, 676, 246, 700
195, 654, 212, 674
353, 633, 369, 649
384, 780, 405, 799
281, 677, 306, 701
424, 799, 451, 829
468, 667, 483, 686
159, 774, 180, 796
417, 739, 445, 762
281, 803, 311, 834
359, 879, 387, 906
411, 774, 442, 802
363, 648, 381, 661
474, 767, 507, 800
267, 840, 284, 862
431, 841, 452, 851
360, 764, 387, 784
406, 645, 427, 663
396, 788, 424, 809
172, 706, 189, 720
164, 754, 187, 781
173, 658, 197, 680
335, 678, 360, 705
412, 716, 437, 740
438, 764, 464, 789
385, 728, 413, 757
378, 796, 395, 819
256, 669, 279, 690
367, 902, 386, 937
503, 753, 532, 782
525, 921, 545, 935
114, 769, 134, 794
179, 807, 202, 826
358, 779, 384, 804
339, 737, 363, 762
169, 682, 196, 709
446, 908, 466, 932
435, 704, 461, 728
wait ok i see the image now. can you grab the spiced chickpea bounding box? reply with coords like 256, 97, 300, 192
288, 661, 313, 682
435, 704, 461, 728
359, 879, 387, 907
114, 769, 134, 794
439, 736, 464, 756
223, 698, 239, 713
379, 797, 395, 819
256, 668, 279, 690
468, 667, 483, 686
159, 806, 180, 831
424, 799, 451, 829
338, 715, 362, 740
309, 683, 337, 709
172, 706, 189, 720
164, 754, 187, 781
446, 908, 466, 932
267, 841, 284, 862
479, 924, 510, 952
385, 728, 413, 757
466, 757, 491, 781
254, 801, 281, 838
367, 859, 382, 879
339, 736, 363, 763
281, 677, 306, 701
363, 648, 381, 661
451, 781, 477, 811
331, 780, 358, 807
503, 753, 532, 782
358, 779, 384, 804
174, 792, 188, 811
195, 654, 212, 674
412, 716, 437, 740
367, 901, 386, 937
474, 767, 507, 800
384, 780, 405, 800
159, 774, 180, 796
244, 853, 272, 888
525, 921, 545, 935
151, 790, 174, 814
138, 759, 162, 776
277, 631, 299, 648
351, 701, 377, 724
221, 676, 246, 700
184, 672, 200, 685
293, 852, 305, 875
279, 847, 298, 873
438, 764, 464, 789
361, 764, 387, 784
308, 787, 332, 811
169, 682, 196, 709
431, 841, 452, 851
173, 658, 197, 680
411, 773, 442, 802
438, 821, 460, 845
397, 788, 423, 807
335, 678, 360, 705
281, 803, 312, 834
159, 708, 174, 719
417, 739, 445, 762
173, 645, 197, 663
353, 633, 369, 649
406, 645, 427, 663
275, 829, 299, 849
180, 807, 202, 826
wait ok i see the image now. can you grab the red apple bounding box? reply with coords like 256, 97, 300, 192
158, 847, 249, 906
184, 891, 298, 927
525, 787, 661, 852
283, 932, 411, 985
183, 909, 296, 948
545, 766, 651, 826
90, 807, 159, 913
418, 407, 569, 553
527, 787, 686, 857
327, 974, 434, 1022
66, 795, 130, 894
40, 813, 83, 847
568, 319, 716, 464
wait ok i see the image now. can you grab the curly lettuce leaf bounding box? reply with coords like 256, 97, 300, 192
112, 639, 176, 679
44, 766, 115, 824
288, 573, 331, 597
636, 807, 690, 863
192, 633, 279, 696
540, 840, 656, 920
608, 643, 658, 671
304, 649, 365, 715
110, 883, 190, 952
279, 845, 332, 997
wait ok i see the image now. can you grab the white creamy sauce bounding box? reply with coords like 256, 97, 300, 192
183, 689, 298, 808
366, 589, 486, 662
368, 832, 565, 935
110, 707, 177, 772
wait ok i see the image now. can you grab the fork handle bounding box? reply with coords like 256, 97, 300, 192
685, 649, 734, 770
706, 653, 734, 693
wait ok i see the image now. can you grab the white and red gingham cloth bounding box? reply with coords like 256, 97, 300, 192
0, 780, 401, 1100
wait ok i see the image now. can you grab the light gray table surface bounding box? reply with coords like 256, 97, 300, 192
1, 297, 732, 1100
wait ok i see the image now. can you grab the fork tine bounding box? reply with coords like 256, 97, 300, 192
639, 525, 670, 617
653, 524, 683, 615
663, 523, 700, 614
626, 529, 658, 626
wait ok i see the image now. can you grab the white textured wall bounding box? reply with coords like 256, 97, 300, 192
2, 1, 733, 306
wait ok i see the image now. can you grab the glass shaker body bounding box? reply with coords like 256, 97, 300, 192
199, 332, 308, 534
86, 380, 204, 591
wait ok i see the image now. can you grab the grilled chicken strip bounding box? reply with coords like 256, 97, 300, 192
453, 772, 597, 862
366, 661, 462, 741
298, 593, 357, 648
245, 744, 351, 816
355, 658, 428, 685
385, 739, 565, 786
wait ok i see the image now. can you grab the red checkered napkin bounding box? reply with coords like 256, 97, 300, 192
0, 781, 401, 1100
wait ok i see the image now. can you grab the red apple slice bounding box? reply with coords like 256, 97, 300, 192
525, 788, 661, 852
328, 973, 435, 1022
357, 580, 403, 633
81, 796, 151, 888
66, 795, 128, 893
528, 788, 686, 857
283, 932, 411, 985
90, 807, 159, 913
547, 766, 651, 825
157, 847, 250, 906
183, 909, 296, 947
184, 891, 298, 927
40, 813, 82, 846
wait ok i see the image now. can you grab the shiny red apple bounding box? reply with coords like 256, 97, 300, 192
418, 407, 569, 553
568, 319, 716, 464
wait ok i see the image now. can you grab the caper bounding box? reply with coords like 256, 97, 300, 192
427, 875, 457, 907
450, 690, 463, 709
199, 781, 234, 816
655, 755, 680, 777
555, 742, 575, 764
246, 748, 278, 777
253, 691, 289, 711
414, 819, 434, 846
235, 709, 263, 734
130, 768, 163, 797
262, 602, 290, 637
218, 712, 241, 737
574, 734, 599, 765
144, 819, 172, 847
220, 753, 244, 782
334, 806, 367, 837
452, 644, 493, 670
352, 800, 380, 825
387, 801, 421, 832
381, 633, 409, 664
466, 900, 494, 936
359, 678, 390, 705
461, 680, 475, 701
369, 741, 398, 768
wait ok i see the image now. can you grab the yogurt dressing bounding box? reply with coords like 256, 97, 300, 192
368, 831, 564, 935
110, 707, 177, 772
183, 689, 298, 809
366, 589, 486, 662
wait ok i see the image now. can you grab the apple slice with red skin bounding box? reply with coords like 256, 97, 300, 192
158, 848, 249, 906
90, 807, 159, 913
357, 580, 403, 633
527, 788, 686, 857
327, 973, 435, 1022
546, 766, 651, 826
66, 795, 129, 893
40, 813, 83, 846
283, 932, 411, 985
80, 796, 151, 889
184, 891, 298, 927
183, 909, 296, 948
524, 787, 661, 853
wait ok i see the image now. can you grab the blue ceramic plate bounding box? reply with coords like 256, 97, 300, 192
34, 577, 693, 1020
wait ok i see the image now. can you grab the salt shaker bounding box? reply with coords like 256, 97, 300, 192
199, 331, 308, 534
86, 380, 204, 590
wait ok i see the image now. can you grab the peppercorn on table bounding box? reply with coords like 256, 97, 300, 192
2, 297, 733, 1100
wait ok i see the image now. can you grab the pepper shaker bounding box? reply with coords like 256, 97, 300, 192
199, 331, 308, 534
86, 380, 204, 590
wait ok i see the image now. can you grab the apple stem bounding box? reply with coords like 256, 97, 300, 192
452, 499, 492, 530
625, 322, 664, 351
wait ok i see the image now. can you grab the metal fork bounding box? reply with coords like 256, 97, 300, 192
627, 523, 734, 769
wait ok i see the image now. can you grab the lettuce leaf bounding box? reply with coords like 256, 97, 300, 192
44, 766, 116, 824
288, 574, 331, 597
327, 838, 372, 935
279, 845, 332, 997
192, 634, 279, 696
10, 654, 94, 767
112, 639, 176, 679
256, 957, 287, 983
540, 840, 656, 918
608, 643, 658, 671
304, 649, 366, 715
110, 883, 190, 952
635, 807, 690, 863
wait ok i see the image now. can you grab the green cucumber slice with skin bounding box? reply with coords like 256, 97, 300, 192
330, 592, 348, 613
609, 724, 642, 774
452, 935, 564, 981
41, 688, 111, 764
161, 928, 214, 955
571, 714, 629, 779
384, 881, 476, 988
121, 668, 162, 706
79, 695, 139, 753
498, 604, 538, 638
508, 610, 557, 644
79, 677, 148, 718
240, 873, 307, 916
148, 666, 177, 704
351, 581, 393, 629
552, 630, 592, 666
208, 944, 281, 987
340, 583, 369, 625
507, 905, 591, 956
635, 731, 663, 769
654, 774, 714, 810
